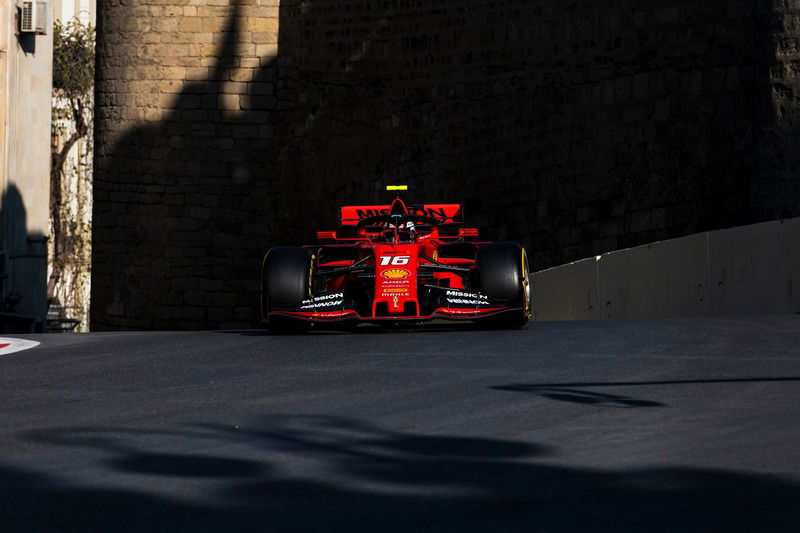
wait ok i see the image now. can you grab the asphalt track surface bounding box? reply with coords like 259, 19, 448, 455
1, 316, 800, 532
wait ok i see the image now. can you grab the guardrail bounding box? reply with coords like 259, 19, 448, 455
532, 217, 800, 320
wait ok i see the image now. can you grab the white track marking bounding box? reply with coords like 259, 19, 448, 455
0, 338, 40, 355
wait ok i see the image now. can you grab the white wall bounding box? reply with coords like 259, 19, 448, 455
54, 0, 94, 25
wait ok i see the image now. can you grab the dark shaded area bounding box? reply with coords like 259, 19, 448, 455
17, 33, 36, 55
494, 385, 666, 407
0, 185, 47, 332
92, 1, 278, 330
493, 376, 800, 405
273, 0, 784, 265
107, 453, 266, 479
4, 415, 798, 532
92, 1, 800, 330
493, 376, 800, 390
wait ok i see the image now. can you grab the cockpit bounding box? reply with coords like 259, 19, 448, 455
357, 214, 439, 243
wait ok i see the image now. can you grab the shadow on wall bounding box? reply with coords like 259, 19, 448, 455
92, 1, 279, 330
4, 415, 799, 531
0, 185, 47, 333
93, 0, 796, 330
273, 0, 782, 262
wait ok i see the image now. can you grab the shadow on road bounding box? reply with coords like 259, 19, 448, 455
492, 377, 800, 407
494, 377, 800, 389
493, 384, 666, 408
6, 415, 798, 531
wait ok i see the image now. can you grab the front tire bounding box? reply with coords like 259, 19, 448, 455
261, 246, 313, 333
475, 242, 531, 328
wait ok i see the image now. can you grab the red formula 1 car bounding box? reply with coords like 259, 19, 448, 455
261, 186, 531, 332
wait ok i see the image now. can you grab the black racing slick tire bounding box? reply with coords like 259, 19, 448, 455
475, 242, 531, 328
261, 246, 313, 333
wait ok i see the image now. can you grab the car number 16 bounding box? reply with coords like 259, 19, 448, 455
380, 255, 410, 266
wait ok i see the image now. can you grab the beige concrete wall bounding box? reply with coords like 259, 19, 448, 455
532, 257, 600, 321
598, 233, 711, 319
709, 218, 800, 315
533, 218, 800, 320
0, 0, 53, 328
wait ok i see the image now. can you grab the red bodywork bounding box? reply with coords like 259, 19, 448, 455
268, 197, 526, 324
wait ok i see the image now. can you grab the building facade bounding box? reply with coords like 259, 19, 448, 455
0, 0, 53, 331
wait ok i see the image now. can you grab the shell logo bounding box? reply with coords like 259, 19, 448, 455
382, 268, 411, 279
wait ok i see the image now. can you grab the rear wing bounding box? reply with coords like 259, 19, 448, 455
340, 204, 463, 225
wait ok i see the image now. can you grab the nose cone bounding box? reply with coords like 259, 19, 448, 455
373, 244, 419, 316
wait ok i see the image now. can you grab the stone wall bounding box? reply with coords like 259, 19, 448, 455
754, 3, 800, 220
274, 0, 771, 268
92, 0, 799, 330
92, 0, 280, 329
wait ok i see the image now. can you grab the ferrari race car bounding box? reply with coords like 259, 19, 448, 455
261, 186, 531, 332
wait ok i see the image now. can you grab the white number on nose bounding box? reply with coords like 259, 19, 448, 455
379, 256, 411, 266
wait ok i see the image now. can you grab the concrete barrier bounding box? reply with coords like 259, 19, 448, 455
532, 257, 600, 321
532, 217, 800, 320
598, 233, 710, 319
708, 218, 800, 316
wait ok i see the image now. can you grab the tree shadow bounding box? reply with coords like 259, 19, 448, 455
9, 415, 800, 531
493, 384, 666, 408
92, 0, 278, 331
494, 376, 800, 389
491, 376, 800, 407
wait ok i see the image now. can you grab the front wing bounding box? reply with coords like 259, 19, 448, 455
268, 305, 526, 324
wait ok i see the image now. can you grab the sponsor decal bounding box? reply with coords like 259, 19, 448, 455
301, 300, 344, 310
311, 310, 354, 318
302, 293, 343, 304
382, 280, 409, 286
447, 298, 492, 306
422, 207, 447, 219
382, 293, 409, 299
380, 255, 411, 266
446, 290, 488, 299
381, 288, 408, 294
356, 208, 390, 218
382, 268, 411, 279
356, 207, 449, 219
300, 292, 344, 310
0, 338, 40, 355
392, 295, 399, 308
441, 308, 480, 315
445, 290, 491, 306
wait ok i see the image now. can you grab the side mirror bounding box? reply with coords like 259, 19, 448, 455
317, 231, 337, 240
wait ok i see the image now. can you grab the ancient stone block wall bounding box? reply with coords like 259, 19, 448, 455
92, 0, 280, 330
274, 0, 772, 269
754, 3, 800, 220
92, 0, 799, 330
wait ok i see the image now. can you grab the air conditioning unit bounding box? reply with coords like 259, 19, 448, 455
19, 1, 48, 34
